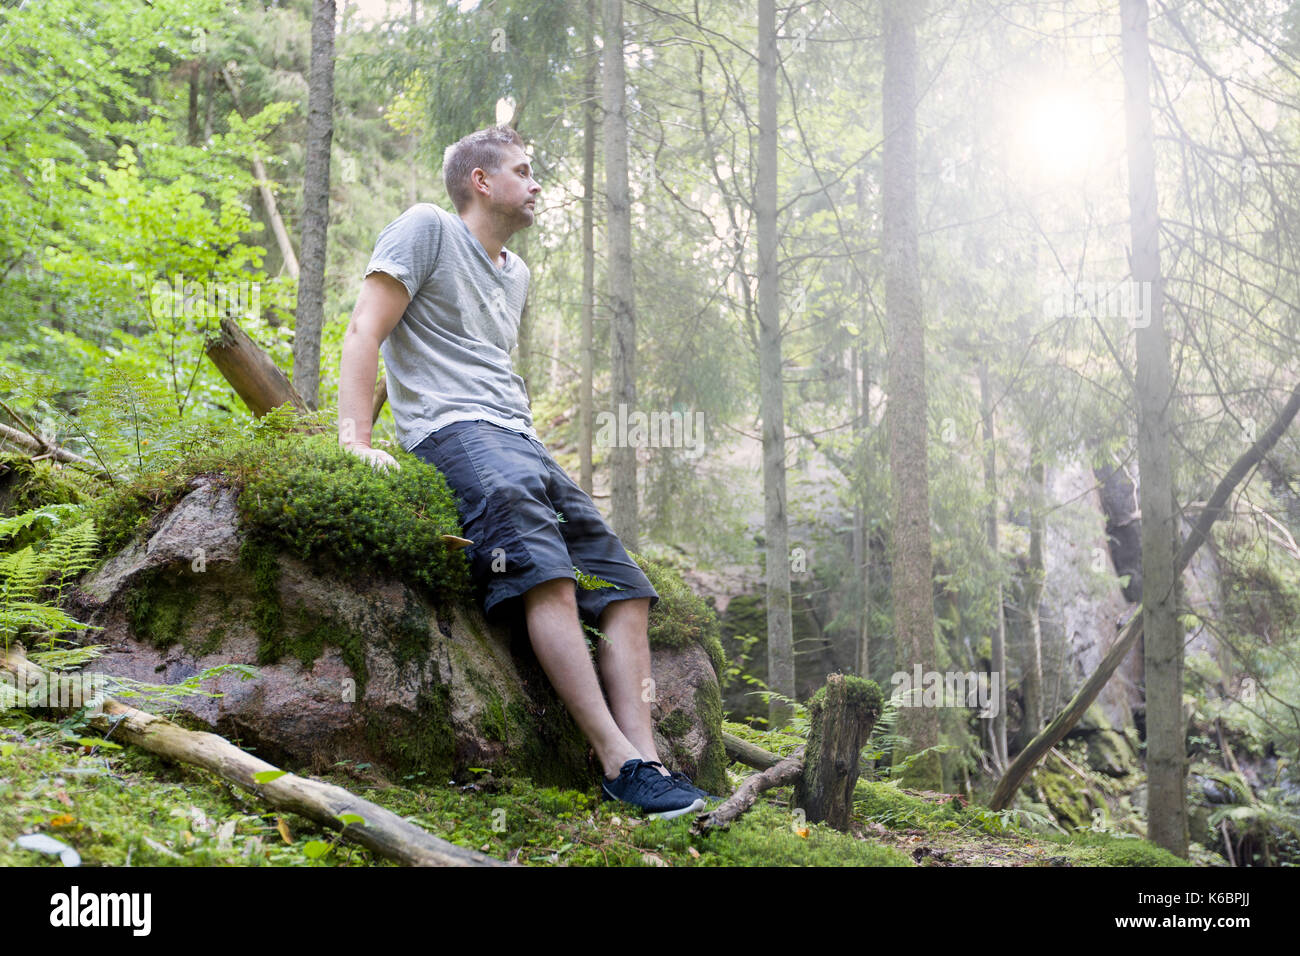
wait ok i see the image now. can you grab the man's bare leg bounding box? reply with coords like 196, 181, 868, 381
596, 596, 670, 773
521, 577, 643, 779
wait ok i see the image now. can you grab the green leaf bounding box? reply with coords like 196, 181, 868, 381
336, 813, 366, 826
253, 770, 288, 784
302, 840, 332, 860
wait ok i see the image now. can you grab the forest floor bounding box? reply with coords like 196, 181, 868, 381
0, 711, 1195, 868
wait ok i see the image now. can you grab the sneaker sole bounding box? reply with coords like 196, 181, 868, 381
646, 797, 706, 821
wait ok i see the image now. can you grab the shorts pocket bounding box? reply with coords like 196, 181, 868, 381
462, 490, 530, 580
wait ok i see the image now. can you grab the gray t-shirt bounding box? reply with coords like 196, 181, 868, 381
365, 202, 537, 450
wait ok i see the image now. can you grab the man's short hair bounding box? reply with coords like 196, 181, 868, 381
443, 126, 526, 213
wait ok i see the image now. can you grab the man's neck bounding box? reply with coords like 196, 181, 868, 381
460, 208, 510, 267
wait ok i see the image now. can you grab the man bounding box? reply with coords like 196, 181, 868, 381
337, 126, 707, 819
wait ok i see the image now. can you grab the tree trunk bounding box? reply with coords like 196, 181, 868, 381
580, 0, 598, 495
1017, 441, 1045, 751
602, 0, 638, 549
852, 345, 871, 678
757, 0, 794, 727
202, 63, 214, 142
293, 0, 337, 409
221, 66, 300, 280
188, 61, 201, 146
371, 374, 388, 425
514, 232, 536, 402
1121, 0, 1186, 858
854, 169, 873, 681
978, 359, 1008, 771
882, 0, 939, 789
407, 0, 419, 205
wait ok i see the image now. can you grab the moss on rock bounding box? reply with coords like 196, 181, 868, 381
631, 552, 726, 677
658, 708, 692, 738
370, 683, 459, 779
691, 680, 729, 795
87, 435, 474, 605
1035, 768, 1093, 831
122, 567, 203, 653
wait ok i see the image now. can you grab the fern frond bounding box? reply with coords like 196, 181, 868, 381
42, 519, 99, 594
0, 503, 84, 543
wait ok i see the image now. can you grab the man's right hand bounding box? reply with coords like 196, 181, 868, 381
338, 272, 411, 472
343, 443, 401, 472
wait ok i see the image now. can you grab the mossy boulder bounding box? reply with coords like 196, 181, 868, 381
69, 442, 728, 794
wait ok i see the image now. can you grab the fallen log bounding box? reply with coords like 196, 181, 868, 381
205, 317, 316, 421
693, 745, 805, 834
722, 731, 781, 771
219, 65, 300, 281
0, 423, 112, 479
1, 647, 505, 867
990, 377, 1300, 810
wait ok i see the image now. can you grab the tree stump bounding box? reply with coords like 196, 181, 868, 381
791, 673, 882, 830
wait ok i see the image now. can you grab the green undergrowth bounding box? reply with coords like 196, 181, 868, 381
0, 712, 369, 867
0, 710, 907, 867
0, 707, 1191, 867
721, 719, 1188, 866
0, 455, 100, 547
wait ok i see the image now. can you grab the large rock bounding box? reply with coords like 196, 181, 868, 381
69, 478, 726, 793
1043, 459, 1144, 733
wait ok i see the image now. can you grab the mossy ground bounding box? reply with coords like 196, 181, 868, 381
0, 704, 1192, 867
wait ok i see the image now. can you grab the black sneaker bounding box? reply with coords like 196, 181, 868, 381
601, 759, 705, 820
664, 768, 717, 804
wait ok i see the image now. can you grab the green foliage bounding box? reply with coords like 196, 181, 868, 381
0, 456, 98, 528
0, 726, 348, 867
0, 503, 99, 651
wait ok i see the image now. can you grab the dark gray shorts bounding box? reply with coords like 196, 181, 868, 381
412, 420, 659, 626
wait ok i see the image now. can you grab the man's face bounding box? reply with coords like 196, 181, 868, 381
480, 144, 540, 230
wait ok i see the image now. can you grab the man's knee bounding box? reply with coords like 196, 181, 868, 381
522, 575, 579, 611
599, 595, 651, 628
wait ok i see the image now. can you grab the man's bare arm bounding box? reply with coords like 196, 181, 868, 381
338, 272, 410, 471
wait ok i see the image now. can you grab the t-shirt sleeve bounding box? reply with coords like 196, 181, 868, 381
364, 204, 443, 300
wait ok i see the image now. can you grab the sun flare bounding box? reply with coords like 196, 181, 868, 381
1014, 87, 1110, 180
